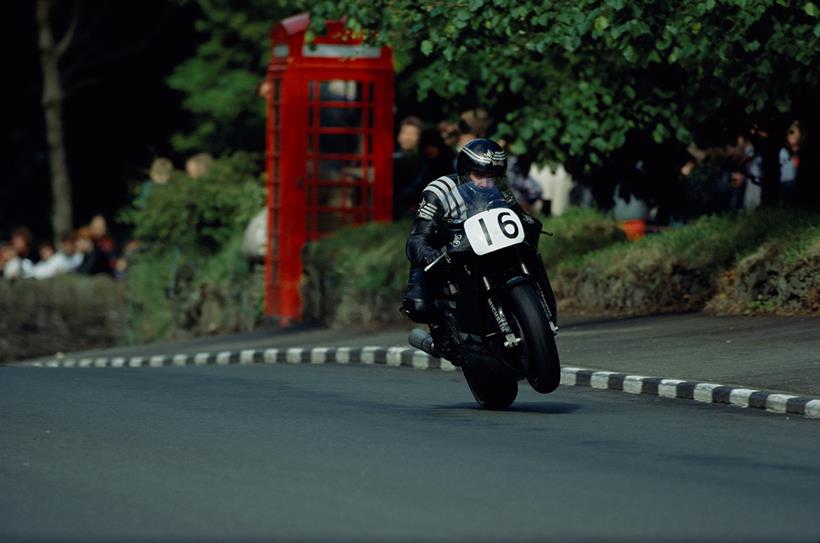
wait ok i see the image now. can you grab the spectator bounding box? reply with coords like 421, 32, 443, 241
530, 162, 575, 216
186, 152, 214, 178
419, 128, 455, 184
31, 242, 56, 279
91, 215, 116, 269
459, 108, 488, 138
56, 234, 83, 273
502, 151, 542, 213
455, 118, 478, 152
3, 227, 34, 279
75, 227, 97, 275
724, 132, 763, 212
76, 220, 114, 276
10, 226, 33, 261
437, 120, 459, 149
779, 120, 801, 204
0, 244, 15, 278
392, 116, 425, 220
31, 234, 83, 279
2, 247, 33, 280
136, 157, 173, 208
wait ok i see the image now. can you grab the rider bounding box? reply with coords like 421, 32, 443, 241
399, 138, 558, 356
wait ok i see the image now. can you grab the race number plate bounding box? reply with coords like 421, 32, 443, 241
463, 208, 525, 255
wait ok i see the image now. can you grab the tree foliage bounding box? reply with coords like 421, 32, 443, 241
167, 0, 306, 153
310, 0, 820, 172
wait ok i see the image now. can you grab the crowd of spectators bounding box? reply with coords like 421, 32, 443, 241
392, 109, 588, 220
392, 112, 812, 228
1, 152, 213, 282
0, 216, 123, 281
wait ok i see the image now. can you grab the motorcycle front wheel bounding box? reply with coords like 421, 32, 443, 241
506, 282, 561, 394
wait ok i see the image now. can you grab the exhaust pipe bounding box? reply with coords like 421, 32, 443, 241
409, 328, 437, 356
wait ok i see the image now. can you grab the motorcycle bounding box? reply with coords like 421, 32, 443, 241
408, 182, 560, 410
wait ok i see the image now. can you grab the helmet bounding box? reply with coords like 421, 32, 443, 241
456, 138, 507, 182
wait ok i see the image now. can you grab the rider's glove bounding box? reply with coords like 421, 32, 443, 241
422, 250, 442, 269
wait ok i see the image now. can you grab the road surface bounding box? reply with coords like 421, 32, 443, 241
2, 361, 818, 541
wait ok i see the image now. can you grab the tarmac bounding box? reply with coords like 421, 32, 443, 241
8, 312, 820, 418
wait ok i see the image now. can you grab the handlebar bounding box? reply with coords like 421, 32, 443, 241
423, 252, 450, 273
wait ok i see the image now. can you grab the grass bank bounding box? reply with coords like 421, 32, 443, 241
304, 208, 820, 325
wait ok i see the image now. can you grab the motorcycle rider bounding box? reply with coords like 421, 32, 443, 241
399, 138, 558, 360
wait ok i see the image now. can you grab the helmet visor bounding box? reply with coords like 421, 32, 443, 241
466, 170, 506, 189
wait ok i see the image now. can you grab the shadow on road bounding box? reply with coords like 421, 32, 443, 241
435, 401, 582, 415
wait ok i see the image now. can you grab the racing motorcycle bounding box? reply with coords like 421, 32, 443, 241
408, 182, 560, 410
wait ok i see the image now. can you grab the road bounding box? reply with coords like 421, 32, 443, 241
2, 361, 818, 542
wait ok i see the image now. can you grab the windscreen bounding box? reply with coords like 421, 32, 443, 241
452, 183, 511, 224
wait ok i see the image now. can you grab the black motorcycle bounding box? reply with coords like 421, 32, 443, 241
409, 183, 560, 409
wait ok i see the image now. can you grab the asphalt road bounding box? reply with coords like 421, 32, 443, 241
2, 362, 818, 542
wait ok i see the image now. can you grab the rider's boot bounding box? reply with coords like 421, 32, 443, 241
399, 266, 435, 323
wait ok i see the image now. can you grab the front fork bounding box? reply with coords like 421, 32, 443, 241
520, 258, 559, 336
482, 263, 558, 346
481, 275, 522, 348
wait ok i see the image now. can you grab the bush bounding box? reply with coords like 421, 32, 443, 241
121, 151, 264, 254
120, 153, 265, 343
124, 234, 263, 343
302, 220, 411, 327
537, 207, 626, 270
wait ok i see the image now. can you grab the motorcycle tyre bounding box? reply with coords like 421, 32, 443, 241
507, 282, 561, 394
463, 367, 518, 410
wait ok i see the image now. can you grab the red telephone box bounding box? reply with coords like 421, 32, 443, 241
265, 13, 394, 323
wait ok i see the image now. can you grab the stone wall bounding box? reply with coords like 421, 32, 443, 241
0, 275, 126, 362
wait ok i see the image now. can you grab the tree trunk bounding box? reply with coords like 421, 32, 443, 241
36, 0, 73, 239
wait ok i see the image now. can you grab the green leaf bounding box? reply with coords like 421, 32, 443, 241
510, 140, 527, 155
510, 75, 525, 93
652, 129, 664, 144
594, 16, 609, 32
805, 2, 820, 17
744, 40, 760, 52
420, 40, 434, 55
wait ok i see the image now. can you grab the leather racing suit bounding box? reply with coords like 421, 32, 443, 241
401, 173, 558, 327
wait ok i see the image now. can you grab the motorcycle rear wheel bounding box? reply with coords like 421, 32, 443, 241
463, 367, 518, 410
507, 282, 561, 394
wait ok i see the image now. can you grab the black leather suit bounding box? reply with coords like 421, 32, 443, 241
402, 173, 557, 325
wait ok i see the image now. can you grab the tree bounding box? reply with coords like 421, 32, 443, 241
36, 0, 77, 239
309, 0, 820, 180
166, 0, 306, 154
33, 1, 189, 239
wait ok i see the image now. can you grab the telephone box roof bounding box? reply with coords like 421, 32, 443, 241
270, 13, 388, 65
273, 12, 361, 45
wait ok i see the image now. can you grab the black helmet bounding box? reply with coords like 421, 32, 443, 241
456, 138, 507, 181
